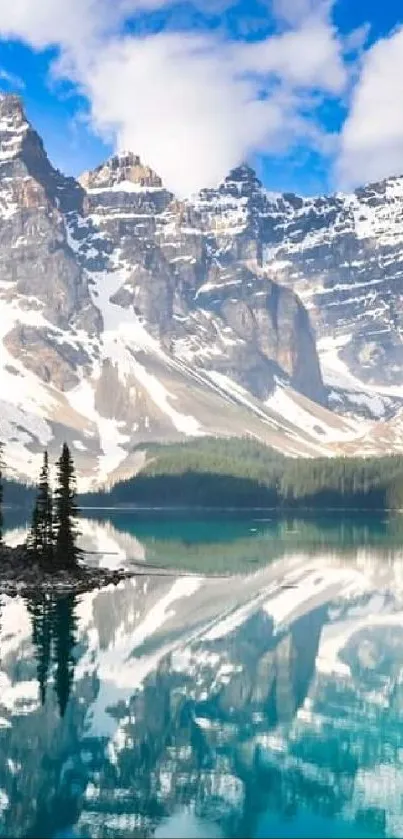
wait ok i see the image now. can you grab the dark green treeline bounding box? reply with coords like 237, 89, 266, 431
4, 437, 403, 516
81, 438, 403, 510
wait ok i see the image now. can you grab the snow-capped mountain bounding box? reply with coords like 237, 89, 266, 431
2, 92, 403, 486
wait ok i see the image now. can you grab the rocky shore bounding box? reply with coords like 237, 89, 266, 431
0, 542, 221, 597
0, 544, 136, 597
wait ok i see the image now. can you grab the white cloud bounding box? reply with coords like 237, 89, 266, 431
0, 0, 100, 50
61, 14, 348, 194
237, 19, 346, 94
0, 0, 352, 195
0, 69, 25, 89
272, 0, 333, 26
337, 26, 403, 187
343, 23, 371, 55
0, 0, 170, 50
54, 20, 346, 195
71, 33, 275, 194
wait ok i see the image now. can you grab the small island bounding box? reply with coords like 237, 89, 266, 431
0, 443, 134, 596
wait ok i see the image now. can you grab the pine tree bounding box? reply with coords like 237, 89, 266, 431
0, 443, 3, 545
28, 451, 54, 565
27, 501, 41, 555
40, 451, 54, 564
54, 444, 81, 570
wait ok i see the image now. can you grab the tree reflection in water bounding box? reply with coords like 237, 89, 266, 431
27, 594, 78, 718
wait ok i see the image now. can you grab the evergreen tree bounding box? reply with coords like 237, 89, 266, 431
27, 451, 54, 564
27, 501, 41, 555
54, 444, 82, 569
40, 451, 54, 564
0, 443, 3, 545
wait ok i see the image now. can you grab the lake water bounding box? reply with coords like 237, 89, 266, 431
2, 509, 403, 838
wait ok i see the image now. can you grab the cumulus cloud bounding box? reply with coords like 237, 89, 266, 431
54, 16, 346, 195
237, 19, 346, 93
337, 26, 403, 188
271, 0, 334, 26
69, 33, 277, 194
0, 0, 170, 51
0, 0, 357, 194
0, 0, 103, 50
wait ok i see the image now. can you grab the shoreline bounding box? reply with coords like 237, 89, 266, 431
5, 504, 400, 514
0, 544, 136, 596
80, 505, 400, 515
0, 544, 231, 597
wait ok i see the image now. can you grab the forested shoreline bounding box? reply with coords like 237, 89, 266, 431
4, 438, 403, 513
81, 438, 403, 511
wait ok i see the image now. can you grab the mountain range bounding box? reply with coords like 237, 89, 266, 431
1, 93, 403, 488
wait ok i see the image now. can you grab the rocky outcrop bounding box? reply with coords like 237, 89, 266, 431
80, 153, 166, 192
4, 325, 90, 390
0, 542, 137, 596
0, 94, 99, 335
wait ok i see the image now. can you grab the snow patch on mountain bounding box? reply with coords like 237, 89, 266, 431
319, 334, 403, 422
66, 379, 130, 479
0, 290, 56, 480
266, 386, 364, 444
129, 356, 204, 436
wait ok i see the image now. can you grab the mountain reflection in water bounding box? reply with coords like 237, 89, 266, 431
0, 512, 403, 838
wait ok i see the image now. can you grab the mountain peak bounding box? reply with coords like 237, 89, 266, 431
214, 162, 265, 203
227, 162, 260, 180
79, 152, 164, 192
0, 93, 30, 162
0, 92, 26, 121
225, 162, 262, 189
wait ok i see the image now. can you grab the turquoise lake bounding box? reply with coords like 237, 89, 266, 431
2, 509, 403, 838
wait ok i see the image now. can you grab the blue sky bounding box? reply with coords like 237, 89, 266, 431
0, 0, 402, 196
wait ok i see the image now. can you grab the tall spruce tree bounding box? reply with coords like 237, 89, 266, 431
54, 444, 81, 569
27, 502, 41, 555
28, 451, 53, 564
0, 443, 3, 545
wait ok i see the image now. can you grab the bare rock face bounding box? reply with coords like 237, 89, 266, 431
80, 152, 164, 191
4, 325, 90, 391
72, 147, 326, 404
223, 172, 403, 401
0, 94, 100, 338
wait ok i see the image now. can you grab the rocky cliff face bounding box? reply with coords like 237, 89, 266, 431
73, 152, 325, 403
1, 92, 403, 486
208, 168, 403, 418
